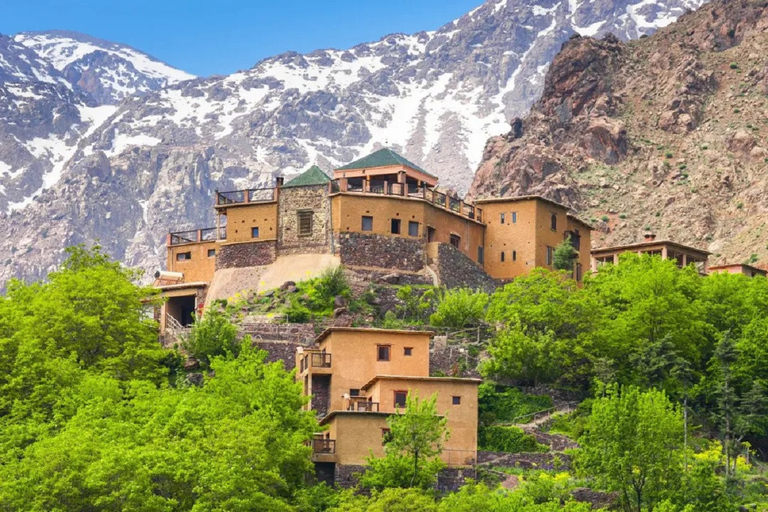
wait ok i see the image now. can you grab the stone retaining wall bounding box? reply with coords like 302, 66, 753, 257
477, 451, 572, 470
216, 241, 276, 270
334, 464, 476, 492
239, 322, 317, 344
431, 243, 498, 293
336, 233, 425, 272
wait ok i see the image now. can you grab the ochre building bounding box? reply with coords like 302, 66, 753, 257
156, 148, 593, 328
295, 327, 480, 485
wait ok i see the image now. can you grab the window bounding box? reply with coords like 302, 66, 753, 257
575, 263, 583, 282
377, 345, 391, 361
207, 249, 216, 257
478, 246, 484, 264
391, 218, 401, 235
546, 246, 554, 266
394, 391, 407, 408
449, 234, 461, 249
501, 251, 505, 262
251, 227, 260, 238
500, 213, 505, 224
408, 221, 419, 237
550, 213, 557, 231
404, 347, 413, 356
176, 252, 191, 261
452, 396, 461, 405
298, 211, 313, 237
381, 428, 392, 444
512, 212, 517, 223
513, 250, 517, 262
362, 216, 373, 231
349, 388, 360, 397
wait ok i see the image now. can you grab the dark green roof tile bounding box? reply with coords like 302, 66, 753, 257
337, 148, 436, 179
282, 165, 331, 188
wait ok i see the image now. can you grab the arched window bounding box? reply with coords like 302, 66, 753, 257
550, 213, 557, 231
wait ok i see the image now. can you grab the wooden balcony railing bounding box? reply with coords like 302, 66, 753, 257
312, 439, 336, 454
300, 352, 332, 372
215, 187, 275, 206
169, 227, 225, 246
347, 401, 379, 412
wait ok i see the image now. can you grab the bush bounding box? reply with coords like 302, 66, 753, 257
429, 288, 488, 329
478, 426, 547, 453
665, 152, 674, 159
183, 310, 240, 368
478, 383, 553, 426
285, 297, 312, 323
730, 62, 739, 69
601, 215, 610, 223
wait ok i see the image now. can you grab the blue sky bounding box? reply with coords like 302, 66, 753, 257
2, 0, 483, 77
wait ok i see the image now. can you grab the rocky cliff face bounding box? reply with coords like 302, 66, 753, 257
0, 0, 702, 285
470, 0, 768, 266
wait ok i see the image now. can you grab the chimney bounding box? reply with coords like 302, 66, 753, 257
644, 233, 656, 241
276, 176, 285, 188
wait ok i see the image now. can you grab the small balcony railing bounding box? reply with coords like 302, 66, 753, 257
169, 227, 224, 246
312, 439, 336, 454
215, 187, 275, 206
348, 401, 379, 412
300, 352, 332, 372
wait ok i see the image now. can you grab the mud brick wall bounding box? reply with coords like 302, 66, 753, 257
336, 232, 425, 272
278, 185, 331, 252
216, 241, 276, 270
434, 243, 498, 293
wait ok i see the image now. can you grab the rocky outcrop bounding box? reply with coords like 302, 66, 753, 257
470, 0, 768, 267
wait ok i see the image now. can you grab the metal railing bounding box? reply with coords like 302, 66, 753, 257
169, 227, 224, 246
312, 439, 336, 454
215, 187, 275, 206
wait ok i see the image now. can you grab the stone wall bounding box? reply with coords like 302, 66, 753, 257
336, 232, 425, 272
430, 344, 481, 378
334, 464, 476, 492
477, 451, 572, 470
239, 322, 317, 344
278, 185, 331, 253
432, 243, 499, 293
311, 375, 331, 417
250, 341, 303, 370
216, 241, 276, 270
335, 464, 366, 489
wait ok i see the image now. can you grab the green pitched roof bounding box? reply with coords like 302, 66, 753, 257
337, 148, 436, 179
282, 165, 331, 188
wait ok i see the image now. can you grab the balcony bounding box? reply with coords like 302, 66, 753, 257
328, 178, 484, 224
169, 227, 226, 246
312, 438, 336, 455
347, 400, 380, 412
215, 187, 275, 207
299, 352, 332, 373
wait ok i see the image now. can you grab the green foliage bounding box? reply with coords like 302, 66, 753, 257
478, 426, 546, 453
429, 288, 488, 329
576, 384, 684, 512
478, 383, 553, 426
553, 237, 577, 273
666, 151, 674, 158
183, 309, 240, 368
730, 62, 739, 69
361, 393, 448, 490
394, 285, 437, 324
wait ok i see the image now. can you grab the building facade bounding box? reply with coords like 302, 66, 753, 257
296, 328, 480, 485
590, 234, 711, 274
155, 148, 593, 327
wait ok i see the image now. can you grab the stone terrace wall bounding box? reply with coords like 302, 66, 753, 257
336, 232, 425, 272
432, 243, 498, 293
239, 322, 317, 344
278, 185, 331, 253
335, 464, 475, 492
216, 241, 276, 270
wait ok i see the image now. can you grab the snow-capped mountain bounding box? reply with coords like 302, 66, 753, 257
0, 0, 703, 286
15, 31, 195, 104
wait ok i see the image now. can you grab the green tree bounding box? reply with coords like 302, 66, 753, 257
553, 236, 577, 273
429, 288, 488, 329
183, 308, 240, 368
360, 393, 449, 490
576, 384, 684, 512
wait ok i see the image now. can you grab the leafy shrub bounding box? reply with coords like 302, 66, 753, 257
478, 426, 547, 453
619, 213, 627, 219
734, 108, 741, 113
285, 297, 312, 323
601, 215, 610, 222
183, 309, 239, 368
429, 288, 488, 329
665, 152, 674, 159
730, 62, 739, 69
478, 383, 553, 426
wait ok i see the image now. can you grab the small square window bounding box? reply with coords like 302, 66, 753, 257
452, 396, 461, 405
377, 345, 391, 361
391, 218, 401, 234
381, 428, 392, 444
404, 347, 413, 356
207, 249, 216, 257
408, 221, 419, 237
450, 234, 461, 249
362, 216, 373, 231
298, 211, 313, 237
512, 212, 517, 223
394, 391, 407, 408
176, 252, 191, 261
251, 227, 260, 238
349, 388, 360, 397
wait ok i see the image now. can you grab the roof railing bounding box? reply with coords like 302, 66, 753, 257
215, 187, 275, 206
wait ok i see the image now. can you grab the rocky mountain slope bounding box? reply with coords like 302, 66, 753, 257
0, 0, 702, 285
470, 0, 768, 266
